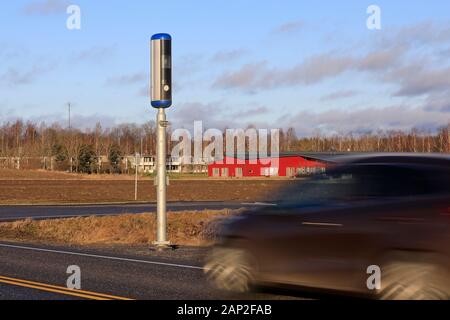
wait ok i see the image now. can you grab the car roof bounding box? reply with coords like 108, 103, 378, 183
329, 153, 450, 166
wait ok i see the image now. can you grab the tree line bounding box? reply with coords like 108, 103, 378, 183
0, 120, 449, 173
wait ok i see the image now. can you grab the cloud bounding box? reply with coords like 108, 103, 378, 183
72, 45, 117, 63
154, 99, 450, 136
213, 46, 406, 92
175, 54, 204, 77
212, 21, 450, 114
0, 64, 54, 86
0, 102, 12, 117
213, 52, 368, 91
284, 54, 355, 85
423, 92, 450, 113
212, 49, 247, 63
190, 21, 450, 135
212, 61, 269, 92
169, 102, 272, 130
231, 106, 269, 118
284, 105, 450, 137
22, 0, 69, 15
0, 44, 57, 87
357, 47, 404, 71
321, 90, 359, 101
0, 43, 29, 61
51, 113, 118, 129
106, 72, 146, 86
378, 21, 450, 49
3, 112, 118, 130
137, 86, 149, 98
439, 47, 450, 58
0, 68, 36, 85
390, 65, 450, 97
273, 20, 304, 34
171, 102, 226, 128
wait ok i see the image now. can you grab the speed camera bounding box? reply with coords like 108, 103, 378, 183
151, 33, 172, 108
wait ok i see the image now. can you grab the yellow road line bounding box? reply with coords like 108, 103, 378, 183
0, 276, 133, 300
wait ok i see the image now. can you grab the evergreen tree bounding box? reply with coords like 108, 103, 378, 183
78, 144, 96, 174
108, 144, 122, 174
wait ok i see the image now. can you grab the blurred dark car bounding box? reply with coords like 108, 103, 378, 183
205, 154, 450, 299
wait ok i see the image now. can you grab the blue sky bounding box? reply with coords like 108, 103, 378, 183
0, 0, 449, 136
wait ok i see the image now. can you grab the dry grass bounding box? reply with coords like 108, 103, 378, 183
0, 209, 242, 246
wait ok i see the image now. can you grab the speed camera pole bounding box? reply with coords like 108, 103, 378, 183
151, 33, 172, 250
156, 108, 168, 247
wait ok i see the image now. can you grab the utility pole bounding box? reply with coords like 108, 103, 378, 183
135, 152, 140, 201
18, 147, 22, 170
68, 102, 72, 130
151, 33, 172, 250
68, 102, 73, 173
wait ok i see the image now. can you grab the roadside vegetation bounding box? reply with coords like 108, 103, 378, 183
0, 209, 242, 246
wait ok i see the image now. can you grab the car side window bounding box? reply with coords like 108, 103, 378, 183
271, 164, 449, 206
350, 165, 430, 198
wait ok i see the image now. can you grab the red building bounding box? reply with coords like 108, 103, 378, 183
208, 153, 332, 178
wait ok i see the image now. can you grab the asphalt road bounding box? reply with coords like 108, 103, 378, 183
0, 202, 259, 222
0, 242, 303, 300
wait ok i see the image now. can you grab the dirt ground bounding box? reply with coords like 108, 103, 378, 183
0, 169, 293, 204
0, 168, 150, 180
0, 168, 85, 180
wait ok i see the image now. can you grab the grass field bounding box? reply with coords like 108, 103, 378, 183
0, 169, 292, 204
0, 209, 239, 246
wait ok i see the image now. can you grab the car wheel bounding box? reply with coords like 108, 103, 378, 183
378, 261, 449, 300
205, 247, 256, 293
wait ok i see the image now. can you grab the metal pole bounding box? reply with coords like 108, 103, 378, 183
154, 108, 170, 249
68, 102, 72, 173
151, 33, 172, 250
